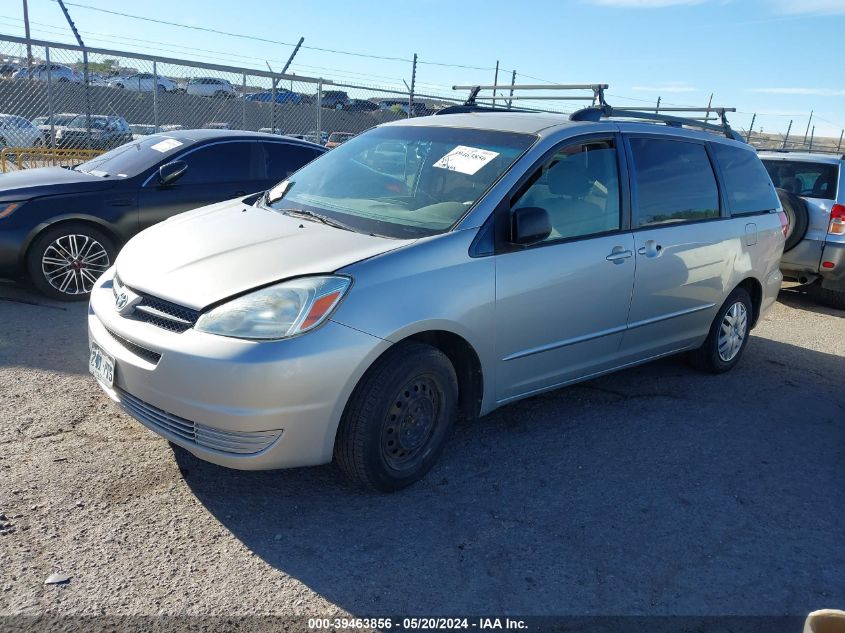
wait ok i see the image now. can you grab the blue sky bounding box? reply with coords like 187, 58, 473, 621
3, 0, 844, 139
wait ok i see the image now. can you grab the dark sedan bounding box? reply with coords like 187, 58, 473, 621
0, 130, 326, 300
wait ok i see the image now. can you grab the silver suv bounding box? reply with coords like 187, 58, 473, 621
88, 97, 786, 491
759, 152, 845, 309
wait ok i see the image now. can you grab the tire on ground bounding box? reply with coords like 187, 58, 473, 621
776, 188, 809, 252
689, 287, 753, 374
26, 222, 116, 301
807, 283, 845, 310
334, 341, 458, 492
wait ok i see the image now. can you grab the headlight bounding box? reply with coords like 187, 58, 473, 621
0, 202, 23, 220
195, 275, 351, 340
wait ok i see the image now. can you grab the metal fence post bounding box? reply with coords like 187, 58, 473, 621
242, 72, 247, 130
408, 53, 417, 118
782, 120, 793, 150
316, 79, 322, 140
507, 70, 516, 110
152, 60, 159, 132
803, 110, 813, 145
45, 46, 55, 148
809, 126, 815, 152
746, 113, 756, 143
655, 96, 661, 114
491, 60, 499, 109
270, 78, 277, 134
837, 129, 843, 153
82, 48, 91, 150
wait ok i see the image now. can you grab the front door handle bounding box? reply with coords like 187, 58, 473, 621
606, 248, 633, 263
637, 240, 664, 257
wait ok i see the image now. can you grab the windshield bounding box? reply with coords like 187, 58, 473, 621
68, 115, 109, 130
74, 135, 189, 177
264, 126, 535, 238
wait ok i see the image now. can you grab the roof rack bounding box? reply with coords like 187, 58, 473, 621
569, 105, 744, 142
452, 83, 609, 108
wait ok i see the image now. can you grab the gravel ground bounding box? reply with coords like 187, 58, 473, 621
1, 279, 843, 623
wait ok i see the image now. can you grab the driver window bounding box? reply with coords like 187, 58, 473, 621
512, 139, 621, 242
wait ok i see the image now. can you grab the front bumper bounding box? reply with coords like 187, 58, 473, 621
88, 268, 390, 470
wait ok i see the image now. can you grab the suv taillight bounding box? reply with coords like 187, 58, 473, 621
778, 211, 789, 238
830, 204, 845, 236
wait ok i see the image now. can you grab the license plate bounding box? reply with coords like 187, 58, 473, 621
89, 342, 115, 387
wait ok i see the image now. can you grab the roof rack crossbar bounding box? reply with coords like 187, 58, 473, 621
569, 105, 744, 142
453, 83, 609, 108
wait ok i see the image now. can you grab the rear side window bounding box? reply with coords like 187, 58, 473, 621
712, 144, 779, 214
179, 142, 257, 184
629, 137, 720, 227
263, 142, 323, 180
762, 159, 839, 201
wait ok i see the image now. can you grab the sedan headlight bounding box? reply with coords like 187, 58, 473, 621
195, 276, 351, 340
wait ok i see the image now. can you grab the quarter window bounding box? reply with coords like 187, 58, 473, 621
512, 139, 621, 242
712, 144, 779, 214
629, 138, 720, 227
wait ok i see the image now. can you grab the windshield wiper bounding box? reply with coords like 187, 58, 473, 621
280, 208, 356, 232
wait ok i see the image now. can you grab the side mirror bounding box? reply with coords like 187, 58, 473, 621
158, 160, 187, 186
510, 206, 551, 245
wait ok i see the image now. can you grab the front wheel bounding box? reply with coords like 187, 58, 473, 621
334, 342, 458, 492
689, 288, 753, 373
27, 223, 116, 301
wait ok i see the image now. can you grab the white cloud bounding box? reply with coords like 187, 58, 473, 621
631, 83, 698, 93
767, 0, 845, 15
751, 88, 845, 97
584, 0, 705, 5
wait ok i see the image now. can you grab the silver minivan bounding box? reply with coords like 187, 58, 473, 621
88, 107, 786, 491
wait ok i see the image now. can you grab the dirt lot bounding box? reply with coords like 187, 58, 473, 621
1, 280, 843, 623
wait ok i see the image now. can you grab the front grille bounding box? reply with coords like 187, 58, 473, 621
117, 388, 282, 455
105, 327, 161, 364
113, 274, 200, 333
131, 292, 200, 333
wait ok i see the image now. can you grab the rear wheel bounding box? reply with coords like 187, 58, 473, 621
334, 342, 458, 492
27, 223, 116, 301
776, 188, 809, 252
689, 288, 753, 373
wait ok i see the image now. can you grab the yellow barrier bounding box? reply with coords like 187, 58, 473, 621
0, 147, 106, 173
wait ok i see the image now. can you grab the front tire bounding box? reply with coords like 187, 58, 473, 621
334, 342, 458, 492
26, 223, 116, 301
689, 288, 753, 373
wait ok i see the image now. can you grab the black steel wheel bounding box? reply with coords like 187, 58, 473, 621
335, 342, 458, 492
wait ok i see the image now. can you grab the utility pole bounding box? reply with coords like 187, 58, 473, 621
491, 60, 499, 109
782, 120, 793, 150
22, 0, 32, 75
56, 0, 91, 148
507, 70, 516, 110
803, 110, 813, 145
746, 113, 756, 143
655, 96, 661, 113
407, 53, 417, 118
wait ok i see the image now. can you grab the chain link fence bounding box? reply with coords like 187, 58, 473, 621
0, 34, 463, 169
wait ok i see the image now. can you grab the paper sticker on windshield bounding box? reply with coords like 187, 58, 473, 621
150, 138, 183, 153
433, 146, 499, 175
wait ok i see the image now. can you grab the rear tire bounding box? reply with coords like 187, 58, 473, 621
807, 283, 845, 310
334, 342, 458, 492
776, 188, 809, 252
689, 288, 753, 374
27, 223, 116, 301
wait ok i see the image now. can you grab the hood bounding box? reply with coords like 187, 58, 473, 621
0, 166, 114, 200
115, 198, 410, 309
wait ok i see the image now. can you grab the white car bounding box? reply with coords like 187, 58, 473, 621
128, 123, 156, 140
184, 77, 236, 98
0, 114, 44, 148
12, 63, 81, 83
109, 73, 178, 92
